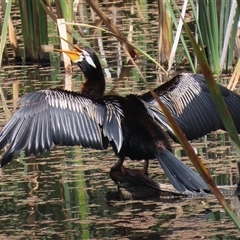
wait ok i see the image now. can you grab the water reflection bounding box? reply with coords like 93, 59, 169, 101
0, 64, 239, 239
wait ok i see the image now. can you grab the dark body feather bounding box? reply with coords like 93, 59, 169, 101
2, 46, 240, 193
112, 94, 171, 160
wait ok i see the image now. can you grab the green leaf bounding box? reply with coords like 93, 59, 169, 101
0, 0, 12, 67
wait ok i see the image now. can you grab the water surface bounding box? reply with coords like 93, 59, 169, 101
0, 64, 239, 239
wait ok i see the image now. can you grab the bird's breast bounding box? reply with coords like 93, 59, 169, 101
111, 96, 170, 160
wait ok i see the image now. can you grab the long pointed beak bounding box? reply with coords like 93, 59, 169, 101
54, 49, 82, 62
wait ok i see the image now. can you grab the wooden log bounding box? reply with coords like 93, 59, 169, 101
106, 168, 238, 201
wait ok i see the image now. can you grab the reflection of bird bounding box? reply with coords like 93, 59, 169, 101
0, 47, 238, 193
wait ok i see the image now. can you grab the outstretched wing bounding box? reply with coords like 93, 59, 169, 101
140, 74, 240, 140
0, 89, 123, 167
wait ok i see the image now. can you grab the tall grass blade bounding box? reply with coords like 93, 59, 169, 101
0, 0, 12, 67
164, 0, 195, 71
59, 0, 73, 22
157, 0, 172, 64
167, 0, 188, 71
8, 17, 21, 62
226, 5, 240, 71
209, 0, 219, 72
182, 18, 240, 229
220, 1, 238, 71
38, 0, 48, 45
57, 19, 72, 91
196, 1, 238, 73
228, 58, 240, 90
75, 158, 90, 239
18, 0, 32, 61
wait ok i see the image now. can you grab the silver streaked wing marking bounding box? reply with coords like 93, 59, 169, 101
0, 89, 124, 166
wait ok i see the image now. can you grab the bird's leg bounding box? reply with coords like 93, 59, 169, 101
124, 159, 149, 177
110, 157, 126, 188
141, 159, 149, 176
111, 157, 125, 171
109, 158, 150, 192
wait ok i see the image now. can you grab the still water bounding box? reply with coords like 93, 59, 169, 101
0, 64, 239, 239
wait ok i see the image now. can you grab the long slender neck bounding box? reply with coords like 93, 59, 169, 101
78, 56, 105, 99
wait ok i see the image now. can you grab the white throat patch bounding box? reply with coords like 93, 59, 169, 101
77, 49, 97, 68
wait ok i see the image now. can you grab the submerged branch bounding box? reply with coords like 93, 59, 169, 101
109, 168, 238, 201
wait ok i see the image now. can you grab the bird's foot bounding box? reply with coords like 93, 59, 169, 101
109, 160, 149, 191
110, 164, 126, 190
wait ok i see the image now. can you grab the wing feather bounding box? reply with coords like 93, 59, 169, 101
140, 73, 240, 140
0, 89, 123, 167
25, 114, 41, 155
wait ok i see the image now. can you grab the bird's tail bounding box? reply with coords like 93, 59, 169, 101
156, 150, 209, 193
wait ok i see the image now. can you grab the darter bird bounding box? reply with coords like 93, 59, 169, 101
1, 46, 239, 193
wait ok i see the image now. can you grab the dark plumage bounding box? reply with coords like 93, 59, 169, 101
0, 90, 123, 160
140, 73, 240, 141
1, 46, 238, 194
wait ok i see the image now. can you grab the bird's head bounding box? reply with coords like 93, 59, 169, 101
55, 45, 105, 98
55, 46, 102, 74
